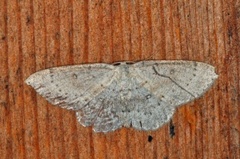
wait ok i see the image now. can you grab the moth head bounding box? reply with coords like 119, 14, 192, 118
113, 61, 135, 66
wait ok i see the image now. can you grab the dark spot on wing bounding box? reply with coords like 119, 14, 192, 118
126, 61, 135, 65
139, 121, 142, 127
73, 73, 77, 79
170, 69, 175, 74
146, 94, 151, 99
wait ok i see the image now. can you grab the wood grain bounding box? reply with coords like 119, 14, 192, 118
0, 0, 239, 158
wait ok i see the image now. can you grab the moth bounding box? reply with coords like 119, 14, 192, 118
25, 60, 218, 133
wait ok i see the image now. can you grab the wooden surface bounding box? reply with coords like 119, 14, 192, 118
0, 0, 239, 159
